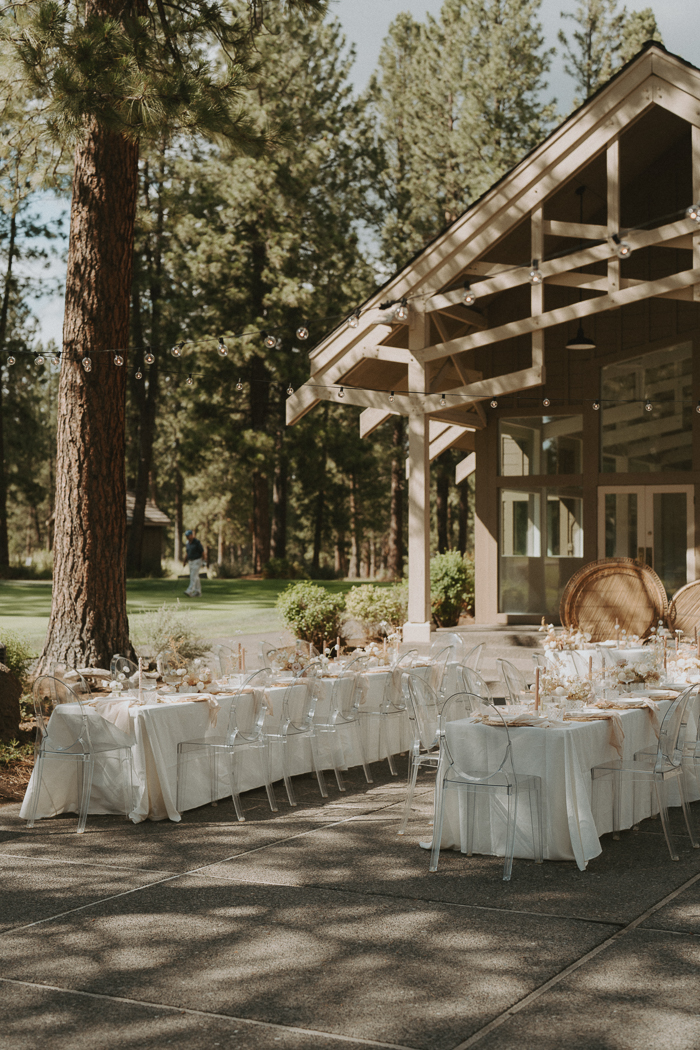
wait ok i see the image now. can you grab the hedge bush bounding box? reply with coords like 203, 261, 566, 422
344, 583, 407, 637
276, 582, 345, 649
262, 557, 309, 580
0, 630, 35, 690
430, 551, 474, 628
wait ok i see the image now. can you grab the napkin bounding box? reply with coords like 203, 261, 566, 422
89, 696, 137, 735
596, 696, 662, 736
156, 692, 221, 727
565, 709, 625, 756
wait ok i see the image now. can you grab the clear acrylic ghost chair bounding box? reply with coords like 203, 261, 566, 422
496, 658, 530, 705
176, 668, 277, 821
263, 664, 328, 806
391, 647, 418, 669
428, 645, 451, 698
592, 686, 699, 860
429, 694, 544, 881
398, 673, 442, 834
432, 633, 467, 663
24, 675, 134, 834
211, 644, 240, 677
110, 655, 137, 679
311, 668, 373, 791
354, 663, 405, 776
462, 642, 484, 671
457, 665, 493, 703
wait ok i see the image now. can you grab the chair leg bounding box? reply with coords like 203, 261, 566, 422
612, 770, 621, 840
209, 748, 219, 807
429, 781, 447, 873
76, 757, 94, 834
465, 787, 476, 856
24, 754, 44, 828
121, 748, 134, 820
308, 733, 328, 798
228, 750, 246, 823
327, 729, 346, 792
502, 788, 518, 882
176, 747, 186, 814
352, 720, 373, 784
280, 738, 296, 806
258, 745, 278, 813
678, 774, 699, 849
529, 781, 544, 864
380, 713, 397, 776
654, 779, 679, 861
398, 753, 421, 835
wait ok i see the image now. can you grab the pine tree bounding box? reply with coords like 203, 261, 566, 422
619, 8, 662, 66
1, 0, 321, 668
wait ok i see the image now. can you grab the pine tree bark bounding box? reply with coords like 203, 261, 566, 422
270, 423, 287, 559
436, 456, 450, 554
252, 473, 270, 572
348, 472, 360, 578
174, 465, 183, 563
39, 117, 138, 670
458, 479, 469, 554
387, 415, 404, 579
0, 211, 17, 570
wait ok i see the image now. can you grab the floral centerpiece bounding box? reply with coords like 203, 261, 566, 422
613, 655, 661, 687
539, 623, 592, 651
536, 669, 594, 706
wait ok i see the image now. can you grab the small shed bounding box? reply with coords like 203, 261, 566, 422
126, 492, 170, 573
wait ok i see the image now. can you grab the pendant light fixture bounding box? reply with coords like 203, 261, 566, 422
566, 185, 596, 352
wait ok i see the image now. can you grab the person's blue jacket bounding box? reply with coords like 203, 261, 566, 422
186, 537, 204, 561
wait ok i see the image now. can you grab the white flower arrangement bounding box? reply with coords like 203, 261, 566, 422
539, 623, 592, 651
614, 657, 661, 686
534, 670, 594, 704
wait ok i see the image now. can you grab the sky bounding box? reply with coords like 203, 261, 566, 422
24, 0, 700, 347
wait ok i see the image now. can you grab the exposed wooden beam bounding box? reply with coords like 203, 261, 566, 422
694, 125, 700, 302
418, 268, 700, 363
607, 140, 620, 294
359, 407, 394, 438
425, 291, 488, 328
429, 424, 475, 461
542, 220, 608, 240
455, 453, 476, 485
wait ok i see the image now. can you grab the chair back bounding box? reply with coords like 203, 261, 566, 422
497, 658, 529, 704
428, 646, 451, 694
439, 695, 516, 786
458, 665, 492, 702
463, 642, 483, 671
282, 664, 319, 730
656, 686, 697, 773
226, 668, 272, 740
391, 649, 418, 669
341, 653, 371, 673
110, 655, 137, 680
213, 644, 240, 676
404, 673, 441, 751
432, 633, 467, 663
32, 675, 92, 755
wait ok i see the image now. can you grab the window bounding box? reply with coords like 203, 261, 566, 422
601, 343, 692, 473
499, 416, 583, 476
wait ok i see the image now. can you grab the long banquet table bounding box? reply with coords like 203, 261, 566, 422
435, 700, 700, 870
20, 664, 438, 824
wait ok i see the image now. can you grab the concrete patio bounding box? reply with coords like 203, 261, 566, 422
1, 760, 699, 1050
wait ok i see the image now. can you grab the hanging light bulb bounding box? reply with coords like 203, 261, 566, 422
528, 259, 544, 284
611, 233, 632, 258
236, 378, 243, 391
593, 400, 601, 411
82, 356, 92, 372
440, 393, 447, 407
286, 382, 294, 395
6, 355, 15, 366
348, 308, 361, 328
296, 326, 309, 340
696, 401, 700, 414
463, 282, 476, 306
145, 350, 155, 365
171, 342, 183, 357
542, 397, 551, 407
687, 203, 700, 223
186, 373, 194, 386
565, 324, 596, 351
394, 299, 409, 322
274, 337, 282, 350
34, 351, 44, 365
218, 337, 228, 357
264, 333, 276, 349
490, 399, 498, 409
135, 369, 143, 380
113, 354, 124, 366
389, 390, 395, 403
338, 386, 345, 398
644, 399, 653, 412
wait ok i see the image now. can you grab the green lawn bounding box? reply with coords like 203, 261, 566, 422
0, 578, 383, 653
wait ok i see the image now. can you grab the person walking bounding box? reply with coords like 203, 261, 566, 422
183, 529, 205, 597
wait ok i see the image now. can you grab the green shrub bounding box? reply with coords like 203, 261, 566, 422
276, 582, 345, 649
0, 630, 35, 689
262, 557, 309, 580
209, 560, 242, 579
344, 583, 407, 637
131, 600, 209, 660
430, 551, 474, 628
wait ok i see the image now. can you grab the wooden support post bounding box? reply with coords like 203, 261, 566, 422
607, 141, 620, 294
404, 302, 432, 645
693, 127, 700, 302
531, 206, 545, 375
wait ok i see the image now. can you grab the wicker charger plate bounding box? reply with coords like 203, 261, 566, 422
668, 579, 700, 635
560, 557, 668, 643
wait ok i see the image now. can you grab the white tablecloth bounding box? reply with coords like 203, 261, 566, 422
19, 664, 433, 824
437, 702, 700, 870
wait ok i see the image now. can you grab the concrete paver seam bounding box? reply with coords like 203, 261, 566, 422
0, 977, 418, 1050
0, 851, 178, 877
449, 868, 700, 1050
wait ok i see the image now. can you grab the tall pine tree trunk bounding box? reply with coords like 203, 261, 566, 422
39, 118, 138, 669
458, 480, 469, 554
348, 471, 360, 578
252, 473, 271, 572
271, 423, 287, 559
174, 466, 183, 563
436, 455, 450, 554
0, 211, 16, 570
387, 415, 403, 579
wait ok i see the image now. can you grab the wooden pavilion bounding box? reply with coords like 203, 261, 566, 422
287, 44, 700, 637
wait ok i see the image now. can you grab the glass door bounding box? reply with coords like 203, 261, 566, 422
598, 485, 694, 597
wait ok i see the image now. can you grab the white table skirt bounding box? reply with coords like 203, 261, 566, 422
19, 665, 427, 824
437, 702, 700, 870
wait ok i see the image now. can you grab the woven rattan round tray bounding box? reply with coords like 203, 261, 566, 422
560, 558, 668, 642
668, 580, 700, 635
